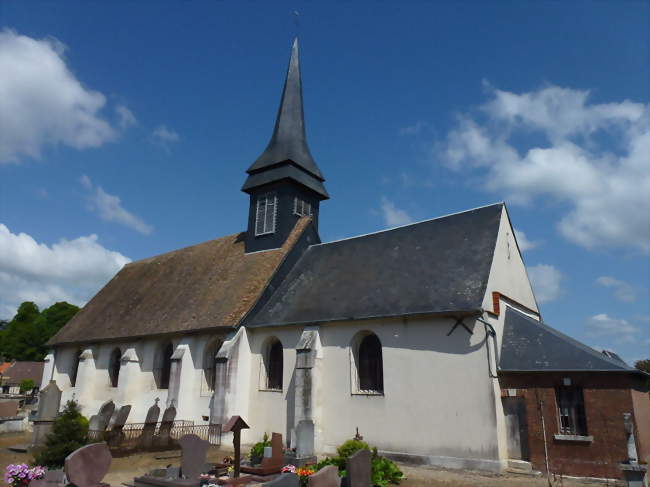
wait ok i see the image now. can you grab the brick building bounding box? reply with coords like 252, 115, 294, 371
499, 308, 649, 480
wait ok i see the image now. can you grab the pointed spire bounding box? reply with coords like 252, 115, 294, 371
243, 38, 327, 198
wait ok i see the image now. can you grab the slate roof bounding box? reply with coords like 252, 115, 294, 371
245, 203, 504, 327
242, 38, 328, 199
500, 307, 645, 374
0, 361, 44, 385
49, 218, 312, 345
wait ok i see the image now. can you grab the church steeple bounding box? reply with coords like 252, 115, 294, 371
243, 38, 328, 253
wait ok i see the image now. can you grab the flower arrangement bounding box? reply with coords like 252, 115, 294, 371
4, 464, 45, 487
280, 465, 296, 473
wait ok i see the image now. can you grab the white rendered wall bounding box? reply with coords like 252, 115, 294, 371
245, 317, 505, 471
481, 206, 539, 321
48, 331, 227, 422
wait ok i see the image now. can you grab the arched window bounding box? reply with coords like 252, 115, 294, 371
264, 338, 283, 390
70, 349, 82, 387
156, 342, 174, 389
203, 338, 223, 394
357, 333, 384, 393
109, 348, 121, 388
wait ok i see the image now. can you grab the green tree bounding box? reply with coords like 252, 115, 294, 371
33, 400, 89, 468
0, 301, 79, 361
19, 379, 35, 394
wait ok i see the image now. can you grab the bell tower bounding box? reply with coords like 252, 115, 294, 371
242, 38, 328, 253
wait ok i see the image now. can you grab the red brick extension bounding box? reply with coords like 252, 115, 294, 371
500, 372, 650, 480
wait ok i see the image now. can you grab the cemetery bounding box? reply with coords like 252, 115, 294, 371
1, 380, 645, 487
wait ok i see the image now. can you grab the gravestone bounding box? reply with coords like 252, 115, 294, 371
308, 465, 340, 487
64, 443, 112, 487
178, 434, 210, 479
92, 400, 115, 431
29, 468, 65, 487
156, 404, 176, 447
262, 473, 299, 487
241, 432, 284, 476
106, 405, 131, 447
32, 381, 62, 447
140, 399, 160, 449
346, 449, 371, 487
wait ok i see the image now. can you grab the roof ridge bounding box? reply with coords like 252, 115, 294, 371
314, 202, 504, 247
505, 307, 635, 372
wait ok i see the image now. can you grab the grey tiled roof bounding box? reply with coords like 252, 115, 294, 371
500, 307, 644, 374
246, 203, 503, 326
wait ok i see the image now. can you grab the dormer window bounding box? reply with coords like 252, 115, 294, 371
293, 196, 312, 217
255, 193, 277, 236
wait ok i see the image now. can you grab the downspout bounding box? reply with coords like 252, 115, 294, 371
475, 315, 499, 378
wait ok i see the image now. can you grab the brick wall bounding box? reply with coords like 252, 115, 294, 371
500, 372, 648, 480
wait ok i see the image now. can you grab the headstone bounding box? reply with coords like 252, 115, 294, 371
96, 400, 116, 430
308, 465, 340, 487
346, 449, 371, 487
140, 399, 160, 449
268, 432, 284, 466
29, 468, 66, 487
157, 404, 176, 447
64, 443, 112, 487
106, 405, 131, 447
262, 473, 299, 487
178, 434, 210, 480
31, 381, 61, 447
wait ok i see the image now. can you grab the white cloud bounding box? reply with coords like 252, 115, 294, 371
439, 84, 650, 253
514, 229, 539, 252
116, 104, 137, 129
80, 175, 153, 235
585, 313, 641, 344
151, 125, 180, 150
596, 276, 637, 302
0, 224, 130, 318
0, 29, 116, 163
380, 197, 413, 227
527, 263, 563, 303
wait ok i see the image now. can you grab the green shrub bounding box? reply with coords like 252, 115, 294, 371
371, 456, 404, 486
33, 400, 88, 468
248, 432, 270, 463
315, 438, 403, 486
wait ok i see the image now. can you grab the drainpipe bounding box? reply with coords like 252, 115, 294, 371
475, 315, 499, 378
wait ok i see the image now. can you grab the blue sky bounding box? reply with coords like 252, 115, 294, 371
0, 1, 648, 362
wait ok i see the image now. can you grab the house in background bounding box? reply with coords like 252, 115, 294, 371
41, 38, 649, 481
1, 361, 44, 396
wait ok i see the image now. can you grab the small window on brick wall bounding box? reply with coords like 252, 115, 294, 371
293, 196, 312, 217
555, 386, 588, 436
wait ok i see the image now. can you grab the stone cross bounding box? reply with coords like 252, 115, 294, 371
346, 449, 371, 487
223, 415, 250, 478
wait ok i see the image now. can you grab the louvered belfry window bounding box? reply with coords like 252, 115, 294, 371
293, 196, 312, 217
255, 193, 277, 236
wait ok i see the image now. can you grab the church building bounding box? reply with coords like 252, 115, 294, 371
43, 39, 649, 480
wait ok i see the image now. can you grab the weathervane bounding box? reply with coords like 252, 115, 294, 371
293, 10, 300, 36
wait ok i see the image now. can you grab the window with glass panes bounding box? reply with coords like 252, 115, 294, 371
293, 196, 312, 217
255, 193, 277, 235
